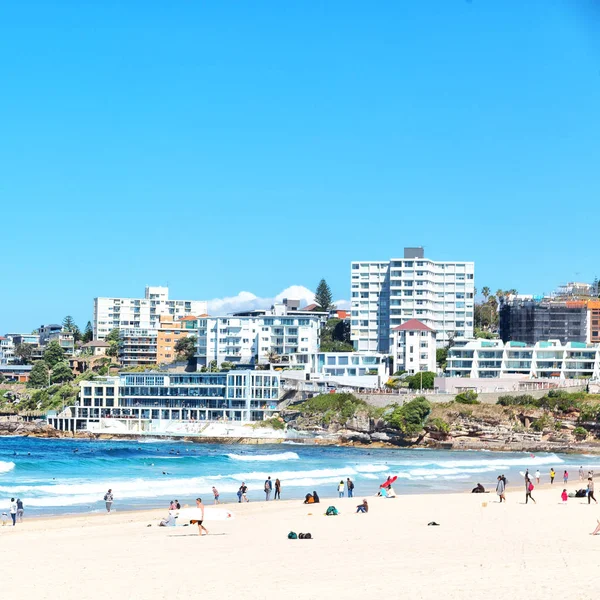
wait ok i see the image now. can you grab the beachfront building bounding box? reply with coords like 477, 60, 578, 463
93, 286, 208, 340
286, 351, 388, 378
38, 324, 75, 355
118, 329, 158, 366
350, 247, 474, 353
446, 339, 600, 379
48, 370, 282, 433
391, 319, 437, 374
194, 314, 322, 367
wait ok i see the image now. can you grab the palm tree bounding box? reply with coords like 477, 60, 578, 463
267, 351, 280, 364
482, 286, 490, 301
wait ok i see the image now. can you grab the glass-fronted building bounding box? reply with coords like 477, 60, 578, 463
48, 370, 281, 433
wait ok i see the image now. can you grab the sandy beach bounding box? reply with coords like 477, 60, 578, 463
2, 478, 600, 600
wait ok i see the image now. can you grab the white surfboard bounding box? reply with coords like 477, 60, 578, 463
175, 507, 235, 522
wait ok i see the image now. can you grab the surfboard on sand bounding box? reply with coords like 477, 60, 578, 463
175, 507, 235, 522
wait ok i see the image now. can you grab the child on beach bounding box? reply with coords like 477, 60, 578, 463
564, 470, 569, 484
561, 489, 568, 503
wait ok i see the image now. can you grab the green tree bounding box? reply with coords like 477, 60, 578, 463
43, 340, 66, 368
314, 278, 335, 312
82, 321, 94, 343
385, 397, 432, 435
106, 329, 120, 343
62, 316, 76, 331
481, 286, 490, 301
220, 362, 234, 371
320, 318, 354, 352
51, 361, 74, 384
436, 347, 448, 371
405, 371, 435, 390
174, 335, 197, 361
27, 361, 50, 388
266, 351, 281, 364
14, 343, 34, 365
106, 342, 119, 358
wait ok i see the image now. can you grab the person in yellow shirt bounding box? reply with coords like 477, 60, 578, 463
550, 468, 555, 484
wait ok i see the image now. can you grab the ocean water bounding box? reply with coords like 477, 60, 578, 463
0, 437, 598, 516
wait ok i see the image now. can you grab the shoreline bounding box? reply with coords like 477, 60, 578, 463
3, 483, 600, 599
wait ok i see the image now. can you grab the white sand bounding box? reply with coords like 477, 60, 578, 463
2, 482, 600, 599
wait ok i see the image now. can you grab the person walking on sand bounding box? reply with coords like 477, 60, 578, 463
274, 478, 281, 500
535, 470, 540, 485
580, 466, 584, 481
564, 470, 569, 484
550, 468, 555, 484
9, 498, 17, 526
104, 489, 113, 513
212, 486, 220, 505
496, 475, 506, 503
526, 477, 536, 504
16, 498, 24, 523
561, 489, 568, 503
338, 481, 345, 498
588, 478, 598, 504
192, 498, 208, 536
347, 478, 355, 498
264, 476, 272, 501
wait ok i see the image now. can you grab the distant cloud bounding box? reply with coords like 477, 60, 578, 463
207, 286, 315, 315
334, 299, 351, 310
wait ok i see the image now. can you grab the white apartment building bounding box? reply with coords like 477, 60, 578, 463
118, 328, 158, 367
286, 351, 388, 378
94, 286, 208, 340
391, 319, 437, 374
196, 314, 321, 367
447, 339, 600, 379
0, 337, 14, 365
351, 247, 474, 352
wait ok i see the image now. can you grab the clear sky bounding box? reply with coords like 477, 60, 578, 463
1, 1, 599, 333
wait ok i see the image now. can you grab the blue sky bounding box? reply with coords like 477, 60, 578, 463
1, 1, 599, 333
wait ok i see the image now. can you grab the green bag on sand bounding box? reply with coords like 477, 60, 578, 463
325, 506, 339, 516
288, 531, 298, 539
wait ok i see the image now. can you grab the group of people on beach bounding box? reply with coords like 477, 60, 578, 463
492, 467, 598, 505
2, 498, 24, 526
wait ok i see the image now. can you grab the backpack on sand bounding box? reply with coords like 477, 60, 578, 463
325, 506, 339, 516
288, 531, 298, 539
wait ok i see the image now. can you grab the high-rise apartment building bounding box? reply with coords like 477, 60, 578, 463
351, 248, 474, 352
93, 286, 208, 340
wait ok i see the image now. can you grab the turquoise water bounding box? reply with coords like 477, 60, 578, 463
0, 437, 598, 516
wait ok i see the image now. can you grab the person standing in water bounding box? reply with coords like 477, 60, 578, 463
192, 498, 208, 536
104, 489, 114, 512
212, 486, 220, 505
535, 470, 541, 485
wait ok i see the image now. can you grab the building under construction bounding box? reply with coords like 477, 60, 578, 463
499, 299, 588, 345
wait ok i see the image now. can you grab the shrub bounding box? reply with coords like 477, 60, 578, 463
531, 414, 553, 432
497, 394, 537, 407
405, 372, 435, 390
385, 397, 432, 435
427, 417, 450, 434
573, 426, 588, 440
256, 417, 285, 431
455, 390, 480, 404
297, 393, 368, 425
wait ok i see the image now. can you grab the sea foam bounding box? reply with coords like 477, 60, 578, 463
0, 461, 15, 474
226, 452, 300, 462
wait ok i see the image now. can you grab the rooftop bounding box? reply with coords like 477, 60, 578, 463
393, 319, 434, 332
